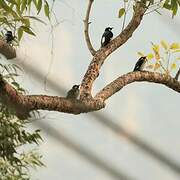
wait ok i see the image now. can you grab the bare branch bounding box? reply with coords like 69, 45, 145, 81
80, 3, 147, 100
83, 0, 96, 55
0, 39, 16, 59
175, 68, 180, 80
95, 71, 180, 100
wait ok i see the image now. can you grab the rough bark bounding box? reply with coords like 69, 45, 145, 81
95, 71, 180, 100
0, 71, 179, 119
80, 2, 146, 100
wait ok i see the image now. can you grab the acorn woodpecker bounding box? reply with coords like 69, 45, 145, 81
133, 56, 147, 71
5, 31, 14, 43
66, 85, 80, 99
101, 27, 113, 47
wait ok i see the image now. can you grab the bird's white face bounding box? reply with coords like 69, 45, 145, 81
105, 27, 113, 31
73, 85, 79, 89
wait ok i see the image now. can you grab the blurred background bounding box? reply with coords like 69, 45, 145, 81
10, 0, 180, 179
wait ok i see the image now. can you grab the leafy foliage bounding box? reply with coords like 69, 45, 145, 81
163, 0, 180, 17
0, 59, 44, 179
118, 0, 180, 20
138, 41, 180, 76
0, 0, 51, 44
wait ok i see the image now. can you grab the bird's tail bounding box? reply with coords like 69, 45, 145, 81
101, 37, 104, 47
133, 68, 137, 72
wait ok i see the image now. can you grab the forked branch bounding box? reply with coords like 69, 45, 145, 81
80, 2, 147, 100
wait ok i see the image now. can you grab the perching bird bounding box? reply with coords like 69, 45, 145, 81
133, 56, 147, 71
101, 27, 113, 47
66, 85, 80, 99
5, 31, 14, 43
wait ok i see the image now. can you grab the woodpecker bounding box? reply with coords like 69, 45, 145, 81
66, 85, 80, 99
133, 56, 147, 71
5, 31, 14, 43
101, 27, 113, 47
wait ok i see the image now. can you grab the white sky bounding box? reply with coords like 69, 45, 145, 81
13, 0, 180, 179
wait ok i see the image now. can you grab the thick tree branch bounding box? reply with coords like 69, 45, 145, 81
95, 71, 180, 100
0, 75, 105, 119
83, 0, 96, 55
0, 39, 16, 59
175, 68, 180, 80
80, 3, 147, 100
0, 70, 179, 120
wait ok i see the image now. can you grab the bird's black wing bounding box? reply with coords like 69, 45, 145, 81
101, 31, 109, 46
101, 31, 113, 47
133, 59, 144, 71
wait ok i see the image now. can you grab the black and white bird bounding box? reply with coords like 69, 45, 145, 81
101, 27, 113, 47
5, 31, 14, 43
133, 56, 147, 71
66, 85, 80, 99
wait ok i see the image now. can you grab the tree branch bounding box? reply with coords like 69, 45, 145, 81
80, 2, 147, 100
0, 70, 179, 120
83, 0, 96, 55
0, 39, 16, 59
175, 68, 180, 80
95, 71, 180, 100
0, 75, 105, 119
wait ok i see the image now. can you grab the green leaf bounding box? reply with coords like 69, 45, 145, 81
170, 42, 180, 49
137, 52, 145, 57
0, 1, 19, 18
171, 0, 178, 17
37, 0, 42, 14
24, 15, 47, 25
161, 40, 168, 50
21, 0, 27, 13
171, 63, 177, 69
28, 0, 33, 5
44, 1, 50, 20
33, 0, 38, 8
20, 26, 36, 36
118, 8, 125, 18
147, 53, 154, 60
17, 27, 24, 41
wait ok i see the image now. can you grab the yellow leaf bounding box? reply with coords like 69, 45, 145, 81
173, 49, 180, 53
161, 40, 168, 50
152, 44, 160, 53
147, 53, 154, 60
170, 43, 180, 50
146, 65, 154, 69
137, 52, 144, 57
118, 8, 125, 18
155, 52, 160, 60
177, 57, 180, 60
154, 63, 160, 71
152, 44, 160, 60
171, 63, 177, 70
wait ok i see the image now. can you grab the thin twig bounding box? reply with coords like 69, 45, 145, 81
83, 0, 96, 56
